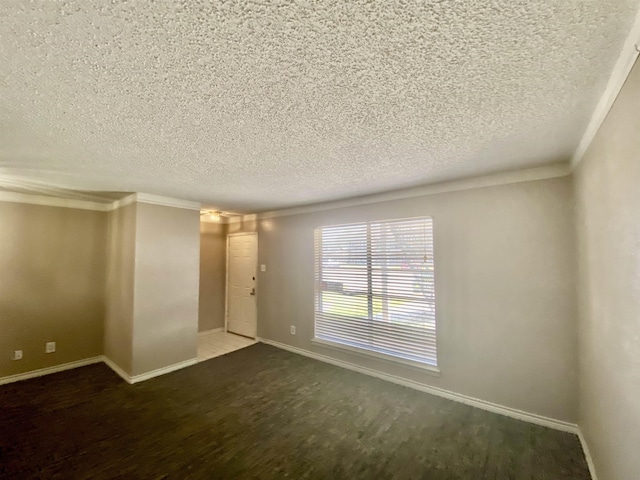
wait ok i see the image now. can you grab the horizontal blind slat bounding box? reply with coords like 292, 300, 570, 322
315, 216, 437, 367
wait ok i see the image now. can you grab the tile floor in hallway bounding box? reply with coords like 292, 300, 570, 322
198, 330, 257, 362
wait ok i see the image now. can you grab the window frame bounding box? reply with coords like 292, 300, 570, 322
312, 216, 439, 373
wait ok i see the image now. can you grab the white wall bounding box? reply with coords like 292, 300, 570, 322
256, 176, 578, 422
575, 59, 640, 480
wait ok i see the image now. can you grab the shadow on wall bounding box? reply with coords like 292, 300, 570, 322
199, 220, 227, 332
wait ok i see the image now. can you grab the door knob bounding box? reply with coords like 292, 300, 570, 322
250, 288, 256, 296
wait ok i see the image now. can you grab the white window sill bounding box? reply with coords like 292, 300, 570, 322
311, 338, 440, 376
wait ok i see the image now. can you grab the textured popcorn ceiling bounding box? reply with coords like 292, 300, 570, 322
0, 1, 638, 212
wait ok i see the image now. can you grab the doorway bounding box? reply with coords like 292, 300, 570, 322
226, 232, 258, 338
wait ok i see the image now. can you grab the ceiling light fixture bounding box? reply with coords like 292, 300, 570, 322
200, 210, 222, 222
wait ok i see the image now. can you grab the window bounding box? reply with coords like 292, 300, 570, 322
313, 216, 437, 368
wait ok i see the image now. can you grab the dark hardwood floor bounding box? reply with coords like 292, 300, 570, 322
0, 343, 590, 479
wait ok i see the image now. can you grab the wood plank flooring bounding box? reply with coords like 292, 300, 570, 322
0, 343, 590, 479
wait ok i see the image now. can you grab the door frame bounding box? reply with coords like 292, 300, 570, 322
225, 232, 259, 337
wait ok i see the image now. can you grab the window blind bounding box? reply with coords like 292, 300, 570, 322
314, 217, 437, 367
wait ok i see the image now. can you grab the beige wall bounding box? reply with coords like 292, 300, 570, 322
575, 60, 640, 480
227, 216, 258, 235
0, 202, 106, 377
131, 203, 200, 376
104, 203, 136, 374
256, 176, 578, 422
103, 202, 201, 377
199, 221, 227, 332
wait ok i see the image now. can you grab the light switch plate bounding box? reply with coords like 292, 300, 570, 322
260, 264, 266, 272
45, 341, 56, 353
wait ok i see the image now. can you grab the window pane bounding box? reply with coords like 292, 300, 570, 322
314, 217, 437, 367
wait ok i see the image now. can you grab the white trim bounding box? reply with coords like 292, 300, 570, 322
255, 164, 571, 220
1, 163, 569, 216
129, 358, 198, 384
0, 190, 200, 213
0, 174, 124, 204
571, 12, 640, 168
107, 193, 137, 211
103, 356, 199, 384
101, 356, 133, 384
258, 338, 578, 434
0, 357, 103, 385
578, 428, 599, 480
0, 355, 186, 387
198, 327, 224, 336
133, 193, 200, 211
0, 345, 582, 440
0, 191, 112, 211
108, 193, 200, 211
311, 338, 440, 376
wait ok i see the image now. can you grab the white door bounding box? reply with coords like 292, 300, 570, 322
226, 233, 258, 338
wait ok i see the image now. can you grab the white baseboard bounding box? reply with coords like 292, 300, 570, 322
0, 357, 103, 386
129, 358, 198, 384
578, 428, 598, 480
257, 338, 578, 434
198, 327, 224, 336
1, 355, 199, 387
0, 340, 580, 439
101, 356, 133, 383
102, 356, 198, 384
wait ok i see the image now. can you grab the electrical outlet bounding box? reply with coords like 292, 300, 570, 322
12, 350, 23, 360
45, 342, 56, 353
290, 325, 296, 335
260, 264, 266, 272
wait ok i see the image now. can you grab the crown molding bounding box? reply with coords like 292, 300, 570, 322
0, 174, 122, 204
107, 193, 137, 211
571, 10, 640, 168
1, 163, 568, 217
0, 190, 201, 212
103, 192, 201, 211
131, 193, 201, 211
2, 12, 638, 214
0, 190, 112, 211
255, 163, 571, 220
